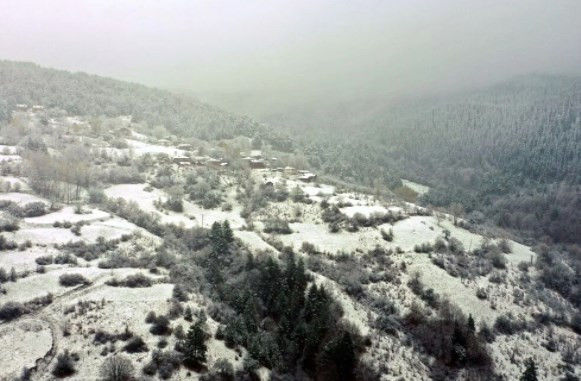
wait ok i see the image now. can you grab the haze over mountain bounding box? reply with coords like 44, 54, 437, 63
3, 0, 581, 118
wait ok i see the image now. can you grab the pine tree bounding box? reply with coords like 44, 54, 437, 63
209, 222, 225, 254
9, 267, 17, 282
467, 314, 476, 332
520, 358, 538, 381
184, 306, 193, 322
222, 220, 234, 243
184, 321, 207, 366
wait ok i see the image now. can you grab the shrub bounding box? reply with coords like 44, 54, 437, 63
59, 273, 90, 287
0, 219, 19, 232
490, 251, 507, 269
263, 218, 292, 234
150, 315, 172, 335
52, 350, 76, 377
0, 301, 27, 320
145, 311, 157, 323
54, 253, 78, 265
494, 314, 525, 335
498, 238, 512, 253
23, 202, 47, 217
380, 228, 394, 242
0, 234, 17, 251
88, 188, 107, 204
36, 255, 54, 265
476, 288, 488, 300
106, 273, 153, 288
124, 336, 148, 353
301, 241, 318, 254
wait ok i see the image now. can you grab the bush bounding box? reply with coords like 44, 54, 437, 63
106, 273, 153, 288
150, 315, 172, 335
54, 253, 78, 265
263, 218, 292, 234
23, 202, 47, 217
36, 255, 54, 265
0, 301, 27, 320
52, 350, 76, 377
0, 219, 19, 232
490, 251, 507, 269
124, 336, 148, 353
59, 273, 90, 287
494, 314, 525, 335
88, 188, 107, 204
0, 234, 17, 251
380, 228, 394, 242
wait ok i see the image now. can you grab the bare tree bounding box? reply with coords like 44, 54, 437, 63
99, 355, 134, 381
449, 203, 465, 226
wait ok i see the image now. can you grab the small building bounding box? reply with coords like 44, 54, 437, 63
158, 139, 171, 146
206, 158, 223, 168
299, 173, 317, 183
32, 105, 44, 111
249, 159, 267, 169
250, 150, 262, 159
172, 156, 192, 165
15, 104, 28, 110
284, 166, 298, 176
177, 143, 193, 151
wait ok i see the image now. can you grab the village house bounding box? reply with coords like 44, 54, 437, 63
249, 159, 267, 169
284, 166, 298, 176
250, 150, 262, 159
177, 143, 193, 151
299, 172, 317, 183
172, 155, 192, 165
15, 104, 28, 111
32, 105, 44, 111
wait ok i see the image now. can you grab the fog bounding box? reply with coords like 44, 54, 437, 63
3, 0, 581, 116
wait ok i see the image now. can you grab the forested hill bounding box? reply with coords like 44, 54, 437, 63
375, 75, 581, 185
0, 60, 293, 150
269, 75, 581, 244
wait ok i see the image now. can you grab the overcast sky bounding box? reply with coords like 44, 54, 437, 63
2, 0, 581, 113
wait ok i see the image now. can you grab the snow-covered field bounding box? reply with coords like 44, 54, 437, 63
2, 267, 106, 303
24, 206, 110, 225
402, 179, 430, 195
105, 183, 245, 229
0, 176, 30, 191
0, 246, 62, 272
126, 139, 186, 157
0, 192, 49, 206
0, 319, 53, 379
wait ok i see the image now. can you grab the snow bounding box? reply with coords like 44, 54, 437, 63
235, 231, 278, 253
0, 246, 62, 272
105, 183, 245, 229
0, 155, 21, 162
341, 205, 389, 218
0, 192, 49, 206
401, 179, 430, 195
277, 222, 385, 253
126, 139, 186, 157
405, 253, 498, 324
1, 267, 106, 303
0, 176, 31, 191
24, 206, 110, 225
0, 144, 18, 154
0, 319, 53, 379
390, 216, 440, 250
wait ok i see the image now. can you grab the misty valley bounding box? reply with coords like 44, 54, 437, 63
0, 2, 580, 381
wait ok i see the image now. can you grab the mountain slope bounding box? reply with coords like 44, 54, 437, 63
0, 60, 292, 150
